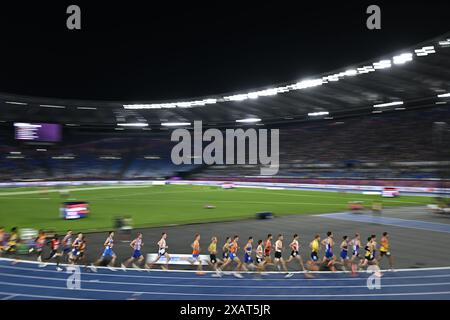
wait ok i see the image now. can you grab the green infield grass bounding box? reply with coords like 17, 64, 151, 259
0, 184, 433, 233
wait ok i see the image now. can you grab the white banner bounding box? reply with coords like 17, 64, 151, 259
146, 253, 210, 265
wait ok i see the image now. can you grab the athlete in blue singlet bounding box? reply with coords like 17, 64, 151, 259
340, 235, 349, 261
244, 237, 253, 264
243, 237, 256, 271
92, 231, 117, 270
69, 233, 83, 264
62, 230, 73, 261
321, 231, 336, 267
121, 233, 145, 269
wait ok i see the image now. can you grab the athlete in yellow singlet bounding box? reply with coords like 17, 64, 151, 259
360, 236, 377, 268
207, 236, 223, 272
310, 234, 320, 263
5, 227, 18, 254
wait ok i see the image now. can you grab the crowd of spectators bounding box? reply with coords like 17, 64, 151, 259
0, 107, 448, 182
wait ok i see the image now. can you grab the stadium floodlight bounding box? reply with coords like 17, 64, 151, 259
160, 103, 177, 108
344, 69, 358, 76
247, 92, 259, 99
357, 65, 375, 74
236, 118, 261, 123
295, 79, 324, 89
124, 104, 159, 109
393, 53, 413, 65
224, 94, 249, 101
373, 60, 392, 69
5, 101, 28, 105
254, 89, 278, 97
414, 46, 435, 56
177, 102, 194, 108
373, 101, 404, 108
117, 123, 149, 127
437, 93, 450, 98
39, 104, 66, 109
276, 86, 290, 93
308, 111, 329, 117
323, 74, 339, 82
439, 40, 450, 47
161, 122, 191, 127
124, 99, 216, 109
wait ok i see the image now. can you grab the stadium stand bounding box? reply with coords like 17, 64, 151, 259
0, 106, 448, 183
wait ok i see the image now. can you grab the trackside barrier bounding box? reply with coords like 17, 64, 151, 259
146, 253, 210, 265
0, 179, 448, 196
170, 180, 450, 196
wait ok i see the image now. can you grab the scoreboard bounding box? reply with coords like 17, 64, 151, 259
14, 122, 62, 142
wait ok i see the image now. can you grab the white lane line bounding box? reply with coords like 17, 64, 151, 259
0, 291, 88, 300
1, 272, 450, 290
1, 294, 18, 300
1, 281, 449, 298
317, 212, 450, 234
1, 262, 450, 282
2, 257, 450, 274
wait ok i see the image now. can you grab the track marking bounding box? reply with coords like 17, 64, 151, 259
1, 294, 18, 300
1, 281, 449, 298
2, 257, 450, 273
2, 272, 450, 290
319, 212, 450, 233
235, 190, 427, 205
0, 291, 90, 300
1, 262, 450, 282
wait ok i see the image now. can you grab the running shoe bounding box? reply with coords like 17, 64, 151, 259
285, 273, 294, 278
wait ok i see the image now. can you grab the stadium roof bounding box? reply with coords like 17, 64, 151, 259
1, 32, 449, 129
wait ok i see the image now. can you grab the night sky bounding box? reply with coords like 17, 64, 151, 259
0, 0, 449, 101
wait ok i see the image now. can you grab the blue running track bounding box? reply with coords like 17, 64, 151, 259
1, 258, 450, 300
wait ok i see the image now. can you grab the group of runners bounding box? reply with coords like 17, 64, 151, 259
1, 227, 394, 277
